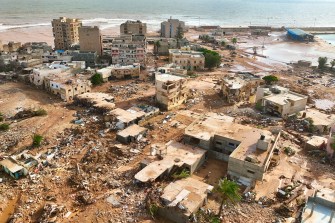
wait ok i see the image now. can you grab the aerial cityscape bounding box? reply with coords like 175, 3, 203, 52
0, 0, 335, 223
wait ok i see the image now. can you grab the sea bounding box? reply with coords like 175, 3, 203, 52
0, 0, 335, 32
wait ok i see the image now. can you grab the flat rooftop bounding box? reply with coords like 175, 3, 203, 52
223, 76, 246, 89
306, 136, 328, 147
161, 177, 213, 217
117, 124, 147, 138
155, 73, 185, 82
263, 91, 307, 106
302, 109, 335, 126
107, 108, 144, 123
76, 92, 115, 110
0, 158, 24, 173
185, 114, 276, 166
134, 141, 206, 183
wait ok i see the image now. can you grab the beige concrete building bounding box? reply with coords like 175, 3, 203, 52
116, 124, 147, 144
52, 17, 82, 50
161, 18, 186, 38
256, 86, 308, 117
120, 20, 147, 35
158, 63, 188, 76
155, 73, 188, 110
0, 40, 3, 51
97, 64, 140, 82
159, 177, 213, 223
184, 113, 280, 185
169, 49, 205, 71
79, 26, 102, 56
135, 141, 206, 183
111, 35, 146, 66
44, 72, 92, 101
221, 73, 263, 104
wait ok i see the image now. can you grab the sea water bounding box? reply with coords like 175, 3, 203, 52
0, 0, 335, 31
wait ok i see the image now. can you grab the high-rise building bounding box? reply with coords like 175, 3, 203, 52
120, 20, 147, 35
52, 17, 82, 50
161, 18, 185, 38
79, 26, 102, 56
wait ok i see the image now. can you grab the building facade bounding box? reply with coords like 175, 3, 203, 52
169, 49, 205, 71
155, 73, 188, 110
52, 17, 82, 50
111, 35, 146, 66
221, 73, 263, 104
120, 20, 147, 35
79, 26, 103, 56
161, 18, 185, 38
256, 86, 308, 117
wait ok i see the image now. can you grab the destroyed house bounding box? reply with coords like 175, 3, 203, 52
256, 86, 308, 117
0, 151, 39, 179
104, 108, 145, 129
116, 124, 147, 144
155, 73, 188, 110
0, 158, 28, 179
221, 73, 262, 104
184, 114, 280, 185
74, 92, 115, 112
134, 141, 206, 183
159, 178, 214, 223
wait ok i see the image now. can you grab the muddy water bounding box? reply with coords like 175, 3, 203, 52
0, 195, 20, 223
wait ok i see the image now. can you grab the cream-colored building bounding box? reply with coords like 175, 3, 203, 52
169, 49, 204, 71
97, 64, 140, 82
79, 26, 102, 56
44, 73, 91, 101
120, 20, 147, 35
52, 17, 82, 50
161, 18, 186, 38
2, 41, 21, 53
256, 86, 308, 117
155, 73, 188, 110
184, 114, 281, 185
221, 73, 263, 104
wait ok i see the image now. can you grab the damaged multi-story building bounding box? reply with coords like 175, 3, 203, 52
155, 73, 188, 110
221, 72, 263, 104
184, 113, 281, 186
97, 63, 141, 82
255, 85, 308, 117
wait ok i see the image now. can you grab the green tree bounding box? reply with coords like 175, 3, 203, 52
330, 59, 335, 70
0, 112, 3, 122
198, 48, 221, 70
90, 73, 104, 86
217, 178, 241, 217
232, 37, 238, 45
221, 41, 226, 47
318, 57, 328, 70
154, 41, 161, 55
262, 75, 279, 85
175, 25, 184, 49
32, 134, 43, 147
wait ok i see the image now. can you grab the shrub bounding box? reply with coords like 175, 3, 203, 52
262, 75, 279, 85
90, 73, 104, 86
318, 57, 328, 70
32, 134, 43, 147
148, 203, 159, 218
0, 112, 3, 122
33, 109, 47, 116
0, 123, 9, 131
172, 169, 190, 179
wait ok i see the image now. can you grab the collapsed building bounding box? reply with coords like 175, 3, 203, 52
300, 109, 335, 134
301, 188, 335, 223
221, 72, 263, 104
74, 92, 115, 112
116, 124, 147, 144
0, 151, 38, 179
134, 141, 206, 183
159, 177, 214, 223
256, 85, 308, 117
155, 73, 188, 110
184, 113, 280, 186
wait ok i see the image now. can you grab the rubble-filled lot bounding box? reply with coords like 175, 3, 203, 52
1, 36, 335, 223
